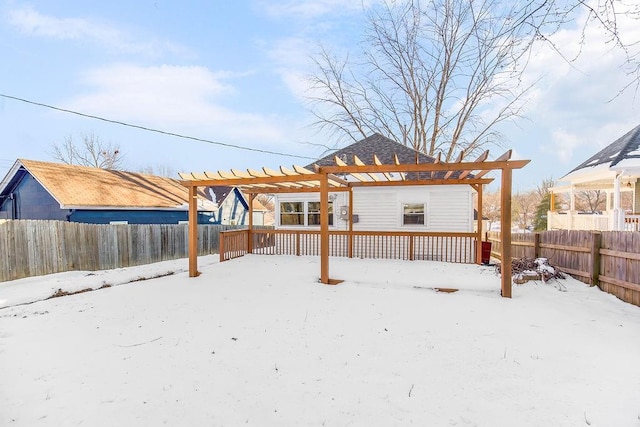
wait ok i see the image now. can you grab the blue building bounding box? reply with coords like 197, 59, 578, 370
0, 159, 219, 224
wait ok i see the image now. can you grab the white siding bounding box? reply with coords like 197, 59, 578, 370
428, 188, 472, 231
274, 186, 472, 232
352, 189, 398, 230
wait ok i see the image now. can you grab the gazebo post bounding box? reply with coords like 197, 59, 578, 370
188, 185, 199, 277
500, 168, 512, 298
320, 174, 330, 284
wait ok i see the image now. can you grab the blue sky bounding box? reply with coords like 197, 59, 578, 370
1, 0, 639, 191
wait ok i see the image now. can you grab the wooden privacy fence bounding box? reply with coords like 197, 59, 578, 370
0, 220, 266, 282
220, 229, 477, 263
486, 230, 640, 307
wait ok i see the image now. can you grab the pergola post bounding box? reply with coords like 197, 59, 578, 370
500, 168, 512, 298
348, 188, 354, 259
179, 152, 528, 295
188, 185, 199, 277
475, 184, 483, 265
248, 194, 255, 254
320, 174, 330, 284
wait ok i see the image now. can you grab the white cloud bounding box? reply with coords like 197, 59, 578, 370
517, 3, 640, 170
7, 6, 188, 57
65, 64, 286, 143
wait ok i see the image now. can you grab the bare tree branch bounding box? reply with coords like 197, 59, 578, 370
50, 132, 124, 170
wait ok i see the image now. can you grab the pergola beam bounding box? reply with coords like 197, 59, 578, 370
180, 150, 529, 298
318, 159, 528, 174
349, 178, 493, 187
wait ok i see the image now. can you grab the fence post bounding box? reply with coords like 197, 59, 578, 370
219, 231, 225, 263
590, 231, 602, 287
533, 232, 540, 259
296, 231, 301, 256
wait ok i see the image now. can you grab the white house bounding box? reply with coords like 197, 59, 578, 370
206, 186, 249, 225
549, 123, 640, 231
274, 134, 475, 233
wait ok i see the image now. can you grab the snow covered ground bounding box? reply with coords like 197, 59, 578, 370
1, 254, 639, 426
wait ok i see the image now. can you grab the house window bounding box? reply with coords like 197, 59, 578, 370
279, 201, 334, 226
402, 203, 425, 225
280, 202, 304, 225
308, 202, 334, 226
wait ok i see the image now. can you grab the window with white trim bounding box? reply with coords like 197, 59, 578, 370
279, 201, 334, 226
280, 201, 304, 225
308, 202, 334, 226
402, 203, 426, 225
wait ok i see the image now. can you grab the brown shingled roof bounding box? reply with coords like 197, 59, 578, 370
18, 159, 207, 209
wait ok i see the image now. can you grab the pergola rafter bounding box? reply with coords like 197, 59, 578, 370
180, 150, 529, 298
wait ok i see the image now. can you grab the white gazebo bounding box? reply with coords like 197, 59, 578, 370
549, 124, 640, 231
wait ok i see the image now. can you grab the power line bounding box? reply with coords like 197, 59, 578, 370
0, 93, 316, 161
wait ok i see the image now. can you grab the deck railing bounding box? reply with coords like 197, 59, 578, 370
625, 215, 640, 232
548, 211, 640, 231
219, 229, 249, 262
220, 229, 478, 264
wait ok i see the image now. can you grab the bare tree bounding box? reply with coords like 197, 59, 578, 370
308, 0, 540, 160
575, 190, 607, 213
519, 0, 640, 89
513, 190, 541, 231
482, 188, 502, 232
51, 132, 124, 170
308, 0, 640, 158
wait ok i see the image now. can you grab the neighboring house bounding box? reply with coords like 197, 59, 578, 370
274, 134, 475, 232
549, 124, 640, 231
206, 186, 250, 225
251, 198, 273, 226
0, 159, 217, 224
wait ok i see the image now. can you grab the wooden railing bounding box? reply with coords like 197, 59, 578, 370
547, 211, 640, 232
220, 229, 478, 264
219, 229, 249, 262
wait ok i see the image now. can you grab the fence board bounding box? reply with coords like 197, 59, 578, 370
487, 230, 640, 307
0, 220, 258, 282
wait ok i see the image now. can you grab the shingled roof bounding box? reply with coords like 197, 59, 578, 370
305, 133, 470, 179
568, 123, 640, 174
1, 159, 213, 209
307, 133, 436, 168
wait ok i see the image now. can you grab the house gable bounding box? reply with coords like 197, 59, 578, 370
0, 159, 217, 224
0, 169, 69, 221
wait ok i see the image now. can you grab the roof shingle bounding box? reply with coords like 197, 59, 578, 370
14, 159, 208, 209
569, 123, 640, 173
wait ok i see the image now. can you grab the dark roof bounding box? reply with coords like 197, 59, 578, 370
306, 133, 469, 179
569, 123, 640, 173
307, 133, 436, 168
206, 185, 249, 209
207, 186, 233, 204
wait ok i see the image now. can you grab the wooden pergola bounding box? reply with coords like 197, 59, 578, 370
180, 150, 529, 297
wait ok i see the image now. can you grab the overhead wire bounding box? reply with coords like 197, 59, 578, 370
0, 93, 316, 161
